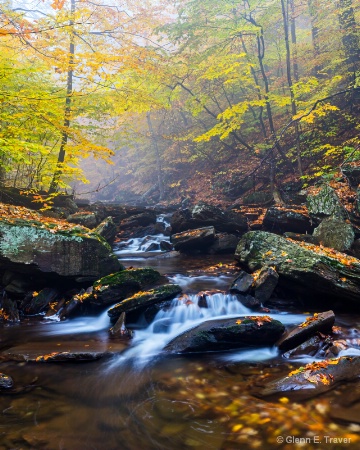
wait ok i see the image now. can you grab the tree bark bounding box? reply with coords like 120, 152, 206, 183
49, 0, 75, 193
146, 111, 165, 201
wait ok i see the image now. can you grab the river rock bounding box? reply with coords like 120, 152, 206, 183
67, 211, 99, 228
0, 373, 14, 389
255, 356, 360, 400
277, 311, 335, 351
119, 211, 157, 229
91, 268, 163, 306
109, 312, 133, 338
263, 207, 314, 234
0, 211, 121, 283
170, 203, 248, 234
307, 184, 346, 221
107, 284, 182, 319
20, 287, 60, 315
164, 316, 285, 353
253, 266, 279, 302
208, 233, 239, 254
94, 216, 117, 245
312, 217, 354, 252
230, 271, 254, 294
235, 231, 360, 305
0, 292, 19, 322
171, 226, 216, 252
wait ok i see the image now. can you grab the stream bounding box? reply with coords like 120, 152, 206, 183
1, 237, 360, 449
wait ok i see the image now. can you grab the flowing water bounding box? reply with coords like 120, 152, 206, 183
1, 247, 360, 449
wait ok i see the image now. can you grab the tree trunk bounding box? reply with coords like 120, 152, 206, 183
146, 111, 165, 201
49, 0, 75, 193
281, 0, 303, 177
307, 0, 322, 76
338, 0, 360, 76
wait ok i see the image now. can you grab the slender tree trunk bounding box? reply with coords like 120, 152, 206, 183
49, 0, 75, 193
146, 111, 164, 201
307, 0, 322, 76
289, 0, 299, 82
281, 0, 303, 176
338, 0, 360, 76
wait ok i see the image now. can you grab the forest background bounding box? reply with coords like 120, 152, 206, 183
0, 0, 359, 206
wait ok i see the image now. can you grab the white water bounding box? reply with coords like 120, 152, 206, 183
42, 309, 111, 336
114, 214, 172, 255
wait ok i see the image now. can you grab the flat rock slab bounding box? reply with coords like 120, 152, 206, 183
0, 340, 128, 363
164, 316, 285, 354
255, 356, 360, 400
277, 310, 335, 352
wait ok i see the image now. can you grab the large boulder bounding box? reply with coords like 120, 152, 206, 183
0, 210, 121, 283
235, 231, 360, 305
164, 316, 285, 353
171, 226, 216, 252
307, 184, 346, 221
312, 217, 354, 252
67, 211, 99, 229
170, 203, 247, 234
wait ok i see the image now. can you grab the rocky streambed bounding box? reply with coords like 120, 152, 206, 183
1, 186, 360, 449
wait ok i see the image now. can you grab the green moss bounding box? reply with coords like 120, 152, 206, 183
94, 267, 161, 288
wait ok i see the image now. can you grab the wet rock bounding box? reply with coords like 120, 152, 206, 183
107, 284, 182, 319
307, 184, 346, 221
160, 240, 173, 251
235, 231, 360, 306
283, 335, 323, 358
92, 268, 162, 306
170, 203, 247, 235
0, 292, 19, 322
235, 294, 261, 310
59, 289, 92, 320
313, 217, 354, 252
4, 274, 33, 295
263, 207, 314, 234
253, 266, 279, 303
20, 287, 60, 315
0, 373, 14, 389
34, 352, 105, 362
276, 311, 335, 352
164, 316, 285, 353
67, 211, 99, 228
255, 356, 360, 400
208, 233, 239, 254
0, 211, 121, 282
119, 211, 157, 229
230, 271, 254, 294
171, 226, 216, 252
109, 312, 133, 339
94, 216, 117, 245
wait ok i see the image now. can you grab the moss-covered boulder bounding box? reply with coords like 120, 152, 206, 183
92, 268, 163, 306
307, 184, 345, 220
235, 231, 360, 305
107, 284, 182, 319
164, 316, 285, 353
313, 217, 354, 252
0, 214, 120, 282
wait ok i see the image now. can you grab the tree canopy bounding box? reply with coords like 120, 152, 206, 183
0, 0, 359, 203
